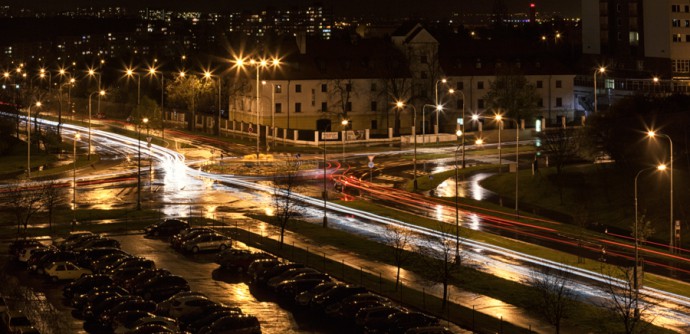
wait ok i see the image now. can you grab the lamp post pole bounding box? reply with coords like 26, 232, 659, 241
435, 78, 447, 144
26, 102, 41, 178
322, 131, 328, 227
87, 90, 104, 160
137, 118, 148, 211
397, 102, 419, 191
73, 132, 80, 219
647, 131, 674, 252
458, 91, 466, 168
454, 143, 463, 262
255, 65, 261, 159
341, 119, 349, 161
593, 67, 605, 114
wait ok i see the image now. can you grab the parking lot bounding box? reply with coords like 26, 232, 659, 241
1, 234, 357, 334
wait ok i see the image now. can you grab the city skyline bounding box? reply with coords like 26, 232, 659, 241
2, 0, 580, 17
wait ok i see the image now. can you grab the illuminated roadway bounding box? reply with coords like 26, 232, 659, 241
4, 116, 690, 332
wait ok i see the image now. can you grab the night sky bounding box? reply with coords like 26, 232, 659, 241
3, 0, 580, 17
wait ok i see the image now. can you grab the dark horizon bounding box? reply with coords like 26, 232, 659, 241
1, 0, 580, 17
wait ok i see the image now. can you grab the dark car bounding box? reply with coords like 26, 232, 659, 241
135, 275, 190, 301
268, 270, 328, 289
356, 305, 406, 330
253, 263, 305, 285
83, 295, 142, 320
216, 249, 275, 273
388, 311, 439, 334
76, 247, 128, 269
111, 266, 154, 285
109, 310, 156, 333
126, 323, 176, 334
63, 235, 102, 251
105, 258, 155, 276
72, 238, 120, 251
145, 219, 189, 237
93, 253, 132, 273
310, 285, 368, 310
99, 300, 157, 324
26, 248, 58, 272
294, 282, 338, 306
72, 286, 130, 311
9, 238, 44, 256
122, 269, 172, 292
276, 278, 332, 298
324, 293, 389, 318
63, 274, 114, 300
183, 309, 243, 334
198, 314, 261, 334
171, 228, 215, 249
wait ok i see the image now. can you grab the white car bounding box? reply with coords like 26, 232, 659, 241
181, 234, 232, 253
44, 261, 92, 281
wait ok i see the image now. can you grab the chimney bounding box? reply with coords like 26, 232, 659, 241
296, 32, 307, 54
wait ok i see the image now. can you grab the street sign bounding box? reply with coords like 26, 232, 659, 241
368, 161, 374, 168
321, 132, 339, 140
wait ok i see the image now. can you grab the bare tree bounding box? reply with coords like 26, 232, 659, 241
271, 158, 303, 248
382, 225, 412, 290
538, 127, 581, 203
417, 223, 462, 310
527, 267, 577, 334
631, 213, 655, 244
6, 181, 45, 234
42, 178, 63, 232
599, 265, 654, 334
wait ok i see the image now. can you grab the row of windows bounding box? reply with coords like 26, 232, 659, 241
672, 34, 690, 42
672, 19, 690, 28
672, 4, 690, 13
672, 59, 690, 73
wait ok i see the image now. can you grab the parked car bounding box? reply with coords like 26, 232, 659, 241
324, 292, 389, 317
269, 271, 330, 290
356, 305, 406, 330
217, 249, 275, 273
168, 298, 217, 319
99, 300, 157, 324
183, 309, 243, 334
253, 263, 305, 285
310, 285, 368, 310
109, 310, 156, 334
198, 314, 261, 334
275, 278, 332, 298
9, 238, 43, 256
0, 310, 36, 334
105, 258, 155, 276
63, 274, 114, 300
170, 228, 215, 249
32, 251, 78, 275
75, 247, 128, 269
125, 323, 176, 334
388, 311, 439, 334
25, 248, 57, 271
83, 295, 142, 321
93, 253, 132, 274
44, 261, 92, 281
135, 275, 190, 301
122, 269, 171, 293
247, 258, 281, 278
404, 326, 454, 334
145, 219, 189, 237
17, 246, 50, 263
72, 286, 130, 311
62, 235, 102, 251
294, 282, 338, 306
71, 238, 120, 251
181, 234, 232, 253
130, 316, 180, 333
156, 293, 208, 316
53, 231, 94, 248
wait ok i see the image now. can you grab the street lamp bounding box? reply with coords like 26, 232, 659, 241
647, 130, 674, 252
26, 101, 42, 178
262, 80, 277, 150
455, 90, 467, 168
58, 77, 76, 135
38, 68, 52, 95
137, 117, 149, 211
396, 101, 418, 191
73, 132, 81, 217
87, 67, 103, 119
88, 89, 106, 160
454, 141, 463, 263
204, 70, 222, 136
233, 56, 281, 159
341, 119, 349, 161
593, 67, 605, 114
147, 66, 166, 143
421, 104, 441, 145
125, 67, 141, 106
435, 78, 448, 143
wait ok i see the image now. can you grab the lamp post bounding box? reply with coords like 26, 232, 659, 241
39, 68, 52, 95
322, 130, 328, 228
454, 142, 463, 263
341, 119, 349, 161
233, 57, 280, 159
87, 90, 105, 160
593, 67, 605, 114
647, 131, 674, 252
456, 90, 466, 168
204, 71, 222, 136
125, 67, 141, 106
26, 101, 42, 178
147, 66, 166, 143
137, 117, 149, 210
73, 132, 81, 218
421, 104, 441, 145
262, 81, 277, 150
396, 101, 418, 191
58, 77, 76, 136
435, 78, 447, 143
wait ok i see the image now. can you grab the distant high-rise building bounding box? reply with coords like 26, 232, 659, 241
581, 0, 677, 77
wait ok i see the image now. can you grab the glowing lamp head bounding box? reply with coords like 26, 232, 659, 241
59, 69, 66, 75
35, 101, 42, 107
142, 117, 149, 124
75, 132, 81, 140
148, 67, 156, 75
69, 78, 76, 83
471, 114, 479, 121
441, 78, 447, 84
126, 69, 134, 76
341, 119, 349, 126
395, 101, 404, 109
435, 104, 443, 111
99, 90, 106, 96
475, 138, 484, 145
179, 71, 186, 78
3, 72, 9, 78
647, 131, 656, 138
495, 115, 503, 121
204, 71, 212, 79
456, 130, 463, 136
448, 88, 455, 94
658, 164, 667, 171
598, 67, 606, 73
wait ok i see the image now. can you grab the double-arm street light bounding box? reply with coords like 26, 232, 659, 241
137, 117, 149, 210
88, 89, 106, 160
26, 101, 42, 178
593, 67, 605, 114
395, 101, 419, 191
147, 66, 166, 143
473, 113, 520, 215
647, 131, 674, 252
203, 70, 222, 136
233, 56, 281, 159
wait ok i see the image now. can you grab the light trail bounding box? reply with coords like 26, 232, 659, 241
5, 116, 689, 332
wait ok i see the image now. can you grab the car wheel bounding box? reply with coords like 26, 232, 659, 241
219, 244, 228, 251
192, 246, 199, 254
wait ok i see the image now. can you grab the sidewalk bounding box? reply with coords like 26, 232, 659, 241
227, 217, 572, 334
